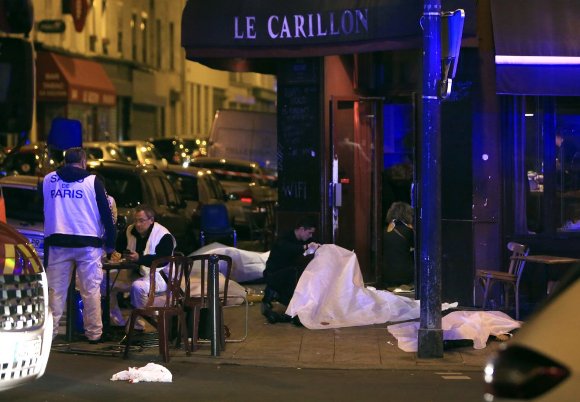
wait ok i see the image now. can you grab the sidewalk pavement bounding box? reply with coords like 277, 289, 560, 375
178, 302, 501, 372
52, 240, 502, 372
61, 299, 502, 373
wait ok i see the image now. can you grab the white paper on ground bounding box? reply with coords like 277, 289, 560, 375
387, 310, 521, 352
286, 244, 457, 330
110, 362, 172, 383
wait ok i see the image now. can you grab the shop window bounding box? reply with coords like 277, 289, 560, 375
518, 96, 580, 234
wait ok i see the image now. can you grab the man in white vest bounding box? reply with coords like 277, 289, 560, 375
115, 204, 176, 329
43, 147, 117, 344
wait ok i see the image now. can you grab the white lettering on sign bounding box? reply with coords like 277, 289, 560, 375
234, 16, 256, 39
235, 9, 369, 40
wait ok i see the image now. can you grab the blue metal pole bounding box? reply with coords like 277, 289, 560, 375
418, 0, 443, 358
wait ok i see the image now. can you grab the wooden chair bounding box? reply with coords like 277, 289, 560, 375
185, 254, 247, 352
474, 242, 529, 320
123, 256, 192, 362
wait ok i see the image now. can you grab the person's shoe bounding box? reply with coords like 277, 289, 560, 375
291, 316, 303, 327
88, 337, 103, 344
110, 308, 127, 327
278, 314, 292, 323
261, 302, 279, 324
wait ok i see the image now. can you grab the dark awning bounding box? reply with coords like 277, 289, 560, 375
491, 0, 580, 96
181, 0, 476, 73
36, 51, 116, 106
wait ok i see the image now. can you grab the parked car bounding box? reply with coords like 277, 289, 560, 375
0, 175, 45, 258
116, 140, 168, 169
0, 221, 52, 392
150, 137, 207, 166
163, 165, 247, 234
83, 141, 130, 162
187, 157, 277, 206
483, 268, 580, 401
87, 160, 196, 254
1, 142, 63, 176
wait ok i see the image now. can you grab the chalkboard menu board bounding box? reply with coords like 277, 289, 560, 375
277, 58, 322, 211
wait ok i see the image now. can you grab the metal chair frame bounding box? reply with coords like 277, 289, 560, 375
474, 241, 529, 320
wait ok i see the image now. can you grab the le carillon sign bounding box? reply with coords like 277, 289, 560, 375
181, 0, 427, 60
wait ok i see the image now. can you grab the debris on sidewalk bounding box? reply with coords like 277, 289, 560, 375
110, 362, 172, 383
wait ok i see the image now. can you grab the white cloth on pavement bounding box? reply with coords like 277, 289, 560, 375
111, 362, 172, 383
286, 244, 456, 329
387, 310, 521, 352
286, 244, 521, 351
190, 242, 269, 282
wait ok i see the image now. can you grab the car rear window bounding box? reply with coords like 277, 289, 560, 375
94, 170, 143, 208
2, 186, 43, 222
166, 173, 199, 202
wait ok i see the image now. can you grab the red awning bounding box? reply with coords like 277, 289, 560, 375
36, 51, 116, 106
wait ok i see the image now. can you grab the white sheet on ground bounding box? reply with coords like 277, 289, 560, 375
190, 242, 269, 282
387, 310, 521, 352
286, 244, 457, 329
111, 363, 172, 383
286, 244, 521, 351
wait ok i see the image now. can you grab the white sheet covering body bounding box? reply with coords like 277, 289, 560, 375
190, 242, 269, 282
286, 244, 456, 329
286, 244, 521, 350
387, 311, 521, 352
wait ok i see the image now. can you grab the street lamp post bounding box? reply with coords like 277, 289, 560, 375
418, 0, 443, 358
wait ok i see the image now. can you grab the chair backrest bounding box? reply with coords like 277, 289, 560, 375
187, 254, 233, 305
506, 241, 529, 278
146, 255, 193, 308
200, 204, 231, 232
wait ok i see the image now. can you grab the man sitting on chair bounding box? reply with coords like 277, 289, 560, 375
108, 204, 176, 329
262, 216, 320, 325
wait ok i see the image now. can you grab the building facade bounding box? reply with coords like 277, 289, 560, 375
28, 0, 276, 144
181, 0, 580, 312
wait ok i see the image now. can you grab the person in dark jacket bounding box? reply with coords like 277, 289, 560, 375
262, 216, 319, 324
43, 147, 116, 343
382, 202, 415, 289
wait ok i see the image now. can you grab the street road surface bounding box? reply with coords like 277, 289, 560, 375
2, 351, 485, 402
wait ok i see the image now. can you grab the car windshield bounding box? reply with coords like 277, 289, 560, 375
2, 186, 43, 222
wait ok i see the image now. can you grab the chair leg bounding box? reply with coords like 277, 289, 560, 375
515, 286, 520, 320
189, 305, 200, 352
179, 311, 191, 356
124, 312, 138, 359
481, 278, 492, 310
158, 312, 170, 363
219, 306, 226, 351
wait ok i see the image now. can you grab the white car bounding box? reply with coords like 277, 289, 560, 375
0, 221, 52, 391
484, 268, 580, 401
117, 140, 168, 169
83, 141, 129, 163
